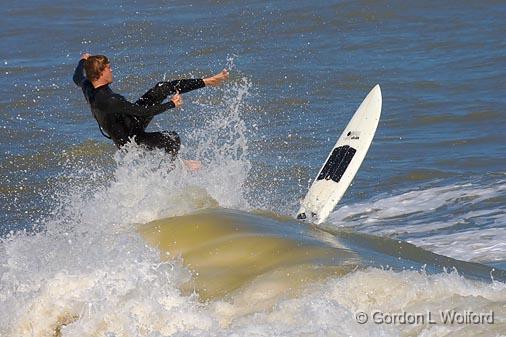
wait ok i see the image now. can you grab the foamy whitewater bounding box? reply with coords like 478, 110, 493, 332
1, 77, 505, 337
327, 181, 506, 263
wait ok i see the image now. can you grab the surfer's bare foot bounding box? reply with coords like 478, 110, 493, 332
203, 69, 229, 86
183, 159, 202, 172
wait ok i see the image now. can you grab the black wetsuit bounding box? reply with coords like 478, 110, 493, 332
73, 59, 205, 155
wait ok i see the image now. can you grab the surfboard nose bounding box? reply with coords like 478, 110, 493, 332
369, 84, 382, 111
372, 84, 381, 98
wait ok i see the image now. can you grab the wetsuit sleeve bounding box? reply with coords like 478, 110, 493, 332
108, 94, 175, 117
167, 79, 205, 94
136, 79, 205, 106
73, 59, 86, 87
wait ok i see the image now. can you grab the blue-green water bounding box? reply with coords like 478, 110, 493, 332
1, 1, 505, 336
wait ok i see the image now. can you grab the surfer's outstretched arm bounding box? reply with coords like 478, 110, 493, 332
136, 79, 203, 106
135, 69, 229, 107
164, 69, 229, 93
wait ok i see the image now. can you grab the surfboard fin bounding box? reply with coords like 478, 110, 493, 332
296, 212, 306, 220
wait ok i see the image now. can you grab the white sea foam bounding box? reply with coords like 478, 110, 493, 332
411, 226, 506, 263
211, 268, 506, 337
327, 180, 506, 263
3, 229, 506, 337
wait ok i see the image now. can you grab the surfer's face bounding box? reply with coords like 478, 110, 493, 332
101, 63, 113, 84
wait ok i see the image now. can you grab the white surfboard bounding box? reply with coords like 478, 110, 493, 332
297, 84, 382, 224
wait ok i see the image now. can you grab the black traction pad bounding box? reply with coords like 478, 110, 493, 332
317, 145, 357, 183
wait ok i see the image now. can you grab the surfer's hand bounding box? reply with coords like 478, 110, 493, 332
171, 91, 182, 108
80, 53, 91, 60
203, 69, 229, 86
183, 160, 202, 172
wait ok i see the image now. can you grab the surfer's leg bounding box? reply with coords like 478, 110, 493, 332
135, 131, 181, 156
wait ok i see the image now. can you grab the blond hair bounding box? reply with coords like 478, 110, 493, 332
84, 55, 109, 81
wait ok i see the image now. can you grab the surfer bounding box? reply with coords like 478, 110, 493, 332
73, 53, 229, 170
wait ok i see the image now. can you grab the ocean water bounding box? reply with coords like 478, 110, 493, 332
1, 0, 505, 336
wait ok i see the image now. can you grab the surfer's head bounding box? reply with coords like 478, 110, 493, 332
84, 55, 112, 86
